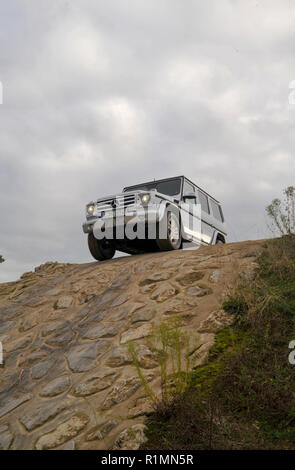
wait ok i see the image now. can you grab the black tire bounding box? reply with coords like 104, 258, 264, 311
216, 238, 225, 245
88, 233, 116, 261
156, 208, 182, 251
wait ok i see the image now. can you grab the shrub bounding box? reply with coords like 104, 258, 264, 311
266, 186, 295, 235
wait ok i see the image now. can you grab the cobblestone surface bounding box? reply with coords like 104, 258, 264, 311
0, 241, 263, 449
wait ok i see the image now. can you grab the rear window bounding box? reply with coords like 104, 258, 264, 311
210, 200, 224, 222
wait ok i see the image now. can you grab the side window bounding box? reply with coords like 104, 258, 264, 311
183, 180, 194, 195
210, 200, 223, 222
198, 191, 210, 214
183, 181, 196, 206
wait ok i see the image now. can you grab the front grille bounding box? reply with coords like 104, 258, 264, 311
96, 193, 136, 212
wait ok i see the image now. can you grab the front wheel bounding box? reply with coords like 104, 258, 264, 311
156, 209, 182, 251
88, 233, 116, 261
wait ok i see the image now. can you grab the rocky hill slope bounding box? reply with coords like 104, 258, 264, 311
0, 240, 263, 450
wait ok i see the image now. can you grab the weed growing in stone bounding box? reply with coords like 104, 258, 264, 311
128, 317, 197, 405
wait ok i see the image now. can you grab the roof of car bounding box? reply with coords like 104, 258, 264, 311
124, 175, 220, 204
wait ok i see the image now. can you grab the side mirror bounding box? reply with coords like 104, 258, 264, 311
183, 192, 197, 202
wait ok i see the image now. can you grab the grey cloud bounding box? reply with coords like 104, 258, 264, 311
1, 0, 295, 282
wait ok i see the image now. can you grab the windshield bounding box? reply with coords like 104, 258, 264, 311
124, 178, 181, 197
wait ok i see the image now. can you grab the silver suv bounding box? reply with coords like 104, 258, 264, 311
82, 176, 227, 261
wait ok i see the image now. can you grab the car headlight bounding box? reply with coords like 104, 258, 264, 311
87, 204, 95, 215
140, 193, 151, 204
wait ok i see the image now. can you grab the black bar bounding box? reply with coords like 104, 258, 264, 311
3, 450, 295, 468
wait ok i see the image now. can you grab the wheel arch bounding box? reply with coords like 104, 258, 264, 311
214, 232, 226, 244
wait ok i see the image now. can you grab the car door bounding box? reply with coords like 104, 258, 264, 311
198, 191, 215, 244
181, 180, 202, 243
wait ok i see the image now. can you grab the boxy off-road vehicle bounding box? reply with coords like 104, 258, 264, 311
82, 176, 227, 261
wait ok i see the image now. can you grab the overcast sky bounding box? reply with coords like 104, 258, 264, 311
1, 0, 295, 283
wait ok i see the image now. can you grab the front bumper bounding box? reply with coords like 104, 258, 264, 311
82, 205, 164, 235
